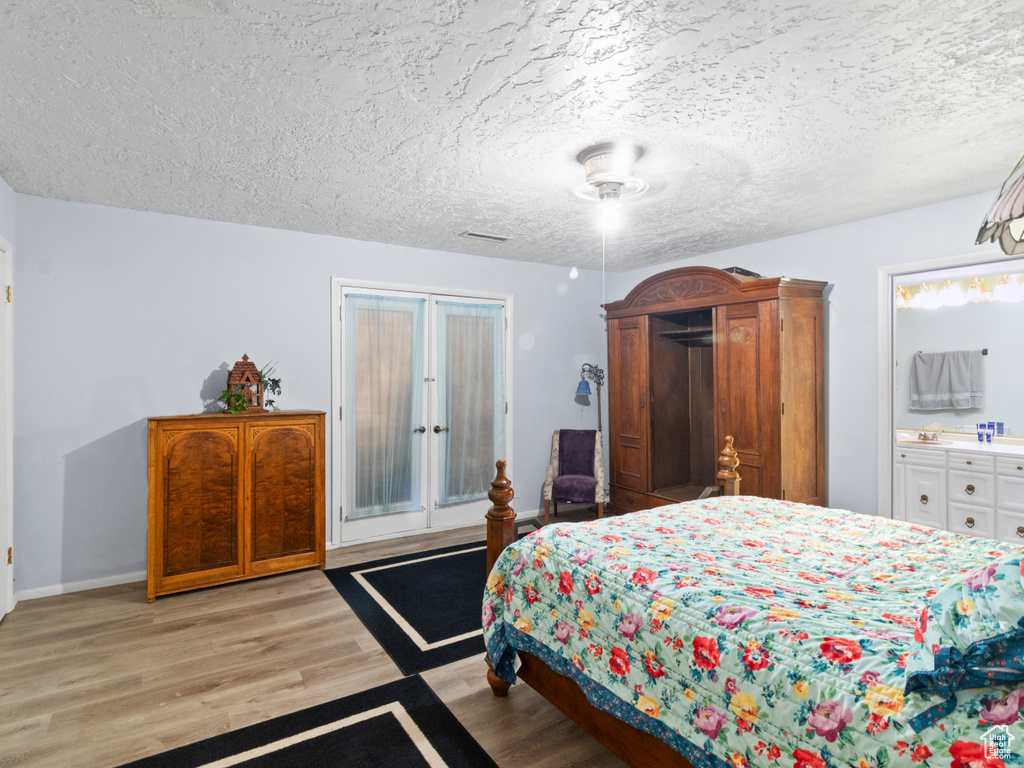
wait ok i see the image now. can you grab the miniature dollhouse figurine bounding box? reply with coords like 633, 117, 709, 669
226, 354, 265, 412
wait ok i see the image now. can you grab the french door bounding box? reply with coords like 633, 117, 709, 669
334, 283, 510, 544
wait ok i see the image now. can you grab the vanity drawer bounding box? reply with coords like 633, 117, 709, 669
894, 447, 946, 468
947, 451, 995, 473
995, 508, 1024, 546
610, 486, 654, 512
948, 469, 995, 506
948, 503, 994, 539
997, 457, 1024, 476
997, 475, 1024, 513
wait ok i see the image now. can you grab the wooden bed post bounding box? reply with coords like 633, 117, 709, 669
717, 435, 740, 496
485, 459, 516, 576
485, 459, 515, 698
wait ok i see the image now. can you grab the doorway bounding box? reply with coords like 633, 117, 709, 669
332, 281, 511, 545
0, 234, 11, 621
877, 249, 1021, 518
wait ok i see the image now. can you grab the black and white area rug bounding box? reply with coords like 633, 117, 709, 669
118, 675, 497, 768
325, 541, 487, 675
325, 521, 541, 676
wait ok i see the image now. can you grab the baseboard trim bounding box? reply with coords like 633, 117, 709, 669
338, 507, 541, 548
16, 570, 146, 601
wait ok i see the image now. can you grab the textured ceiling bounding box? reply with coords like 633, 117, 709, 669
1, 1, 1023, 271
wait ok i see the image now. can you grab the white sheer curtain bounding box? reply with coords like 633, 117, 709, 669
345, 293, 426, 519
436, 301, 505, 505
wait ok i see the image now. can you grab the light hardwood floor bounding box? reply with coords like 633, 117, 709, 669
0, 516, 627, 767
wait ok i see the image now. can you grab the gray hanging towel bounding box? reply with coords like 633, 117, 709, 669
909, 350, 984, 410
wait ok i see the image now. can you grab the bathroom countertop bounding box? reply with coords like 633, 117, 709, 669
895, 431, 1024, 457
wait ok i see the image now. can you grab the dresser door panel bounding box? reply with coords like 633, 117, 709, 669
248, 422, 321, 572
160, 429, 243, 586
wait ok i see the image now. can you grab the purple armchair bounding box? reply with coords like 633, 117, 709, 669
541, 429, 606, 525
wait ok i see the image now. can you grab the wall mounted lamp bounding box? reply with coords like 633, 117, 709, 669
576, 363, 605, 432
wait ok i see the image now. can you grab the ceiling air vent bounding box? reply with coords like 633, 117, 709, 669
459, 231, 509, 244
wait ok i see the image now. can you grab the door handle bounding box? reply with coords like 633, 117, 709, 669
413, 426, 426, 433
433, 425, 449, 433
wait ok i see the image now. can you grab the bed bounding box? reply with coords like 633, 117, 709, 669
482, 451, 1024, 768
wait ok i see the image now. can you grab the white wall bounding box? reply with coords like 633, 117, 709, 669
610, 190, 1004, 517
13, 195, 608, 595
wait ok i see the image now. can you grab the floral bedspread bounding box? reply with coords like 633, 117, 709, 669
483, 496, 1024, 768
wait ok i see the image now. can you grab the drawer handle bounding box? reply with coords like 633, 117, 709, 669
1018, 466, 1023, 471
920, 494, 929, 505
900, 453, 906, 458
1018, 526, 1024, 539
965, 517, 975, 528
966, 460, 972, 465
965, 484, 975, 495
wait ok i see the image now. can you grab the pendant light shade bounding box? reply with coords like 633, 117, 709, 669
977, 152, 1024, 255
576, 379, 592, 396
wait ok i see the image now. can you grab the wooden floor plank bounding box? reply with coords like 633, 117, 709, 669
0, 516, 625, 767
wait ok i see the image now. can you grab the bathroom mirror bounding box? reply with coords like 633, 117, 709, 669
893, 257, 1024, 437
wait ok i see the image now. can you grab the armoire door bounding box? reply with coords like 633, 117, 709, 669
779, 297, 826, 505
716, 301, 776, 498
607, 316, 650, 491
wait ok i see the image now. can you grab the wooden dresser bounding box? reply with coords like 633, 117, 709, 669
604, 266, 827, 509
147, 410, 325, 601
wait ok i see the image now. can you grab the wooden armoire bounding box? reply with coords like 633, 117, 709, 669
604, 266, 826, 510
147, 410, 325, 601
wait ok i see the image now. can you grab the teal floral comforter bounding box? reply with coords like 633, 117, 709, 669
483, 496, 1024, 768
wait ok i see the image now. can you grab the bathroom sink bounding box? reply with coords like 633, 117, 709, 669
896, 438, 953, 445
